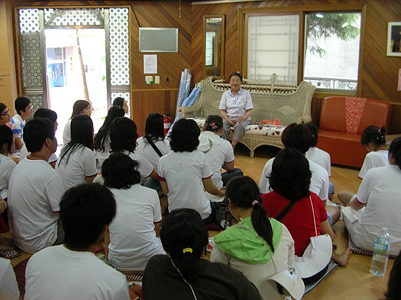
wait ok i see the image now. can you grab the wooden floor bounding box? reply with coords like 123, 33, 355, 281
232, 144, 393, 300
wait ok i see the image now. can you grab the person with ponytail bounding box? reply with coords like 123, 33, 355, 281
343, 137, 401, 256
338, 125, 389, 204
142, 208, 261, 300
211, 176, 304, 299
94, 106, 125, 171
198, 115, 243, 188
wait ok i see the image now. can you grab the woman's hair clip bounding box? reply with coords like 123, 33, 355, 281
210, 122, 217, 130
182, 247, 193, 254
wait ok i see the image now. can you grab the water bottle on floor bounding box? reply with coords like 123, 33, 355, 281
370, 227, 390, 276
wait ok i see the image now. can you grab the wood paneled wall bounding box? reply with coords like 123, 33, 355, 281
12, 0, 192, 134
192, 0, 401, 133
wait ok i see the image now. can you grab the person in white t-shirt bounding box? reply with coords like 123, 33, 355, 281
56, 115, 97, 191
259, 123, 340, 226
19, 108, 59, 168
11, 96, 33, 150
102, 153, 165, 272
338, 125, 389, 205
158, 119, 224, 223
25, 183, 130, 300
0, 257, 19, 300
94, 106, 125, 171
62, 100, 92, 145
0, 126, 16, 200
343, 137, 401, 255
197, 115, 242, 189
136, 113, 171, 194
8, 118, 65, 253
110, 117, 158, 181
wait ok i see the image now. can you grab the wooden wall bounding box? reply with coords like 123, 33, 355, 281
191, 0, 401, 133
12, 0, 192, 134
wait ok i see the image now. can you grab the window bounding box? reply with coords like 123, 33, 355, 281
205, 31, 216, 66
247, 15, 299, 84
303, 12, 361, 92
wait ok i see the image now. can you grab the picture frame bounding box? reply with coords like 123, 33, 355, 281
387, 22, 401, 57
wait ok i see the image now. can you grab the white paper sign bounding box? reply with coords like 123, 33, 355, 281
398, 68, 401, 91
144, 55, 157, 74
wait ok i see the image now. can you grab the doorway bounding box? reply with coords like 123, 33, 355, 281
45, 28, 107, 143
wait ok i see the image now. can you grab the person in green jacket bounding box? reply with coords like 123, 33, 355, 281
211, 176, 305, 300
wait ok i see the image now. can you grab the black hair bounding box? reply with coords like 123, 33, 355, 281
94, 106, 125, 152
144, 112, 165, 143
169, 119, 200, 152
228, 72, 243, 82
60, 183, 116, 250
204, 115, 223, 132
384, 249, 401, 300
34, 108, 58, 123
225, 176, 275, 252
102, 153, 141, 189
361, 125, 386, 149
70, 100, 90, 119
58, 115, 93, 167
389, 137, 401, 170
110, 117, 138, 153
112, 97, 125, 108
0, 103, 8, 120
15, 97, 31, 115
306, 123, 319, 147
281, 123, 312, 154
269, 148, 311, 201
160, 208, 208, 284
23, 118, 55, 153
0, 125, 13, 154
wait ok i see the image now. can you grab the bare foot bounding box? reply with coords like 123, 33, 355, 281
337, 248, 352, 267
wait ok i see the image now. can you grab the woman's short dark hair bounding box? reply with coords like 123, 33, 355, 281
384, 249, 401, 300
112, 97, 125, 108
58, 115, 93, 166
145, 112, 165, 142
160, 208, 208, 284
102, 153, 141, 189
110, 117, 138, 153
204, 115, 223, 132
228, 72, 243, 82
70, 100, 89, 119
169, 119, 200, 152
269, 148, 311, 201
60, 183, 116, 250
0, 125, 13, 154
361, 125, 386, 148
15, 97, 31, 115
226, 176, 275, 252
306, 123, 319, 147
34, 108, 58, 123
23, 118, 55, 153
94, 106, 125, 152
389, 137, 401, 170
281, 123, 312, 154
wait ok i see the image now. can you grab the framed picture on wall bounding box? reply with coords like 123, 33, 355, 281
387, 22, 401, 57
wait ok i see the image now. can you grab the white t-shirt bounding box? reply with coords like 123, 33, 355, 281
11, 114, 25, 140
56, 146, 97, 191
306, 147, 331, 177
259, 157, 329, 201
0, 257, 19, 300
19, 144, 58, 165
125, 151, 154, 180
198, 131, 234, 189
108, 185, 164, 272
135, 136, 171, 170
352, 165, 401, 255
95, 134, 111, 171
0, 154, 16, 199
358, 150, 389, 179
62, 119, 71, 145
8, 158, 65, 253
158, 151, 212, 219
25, 245, 130, 300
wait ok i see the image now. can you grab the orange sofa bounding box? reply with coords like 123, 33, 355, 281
317, 96, 392, 168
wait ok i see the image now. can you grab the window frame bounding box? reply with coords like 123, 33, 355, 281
238, 4, 366, 96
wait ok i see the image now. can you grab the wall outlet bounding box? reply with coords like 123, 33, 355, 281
155, 76, 160, 84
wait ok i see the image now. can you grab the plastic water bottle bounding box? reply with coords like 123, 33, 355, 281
370, 227, 390, 276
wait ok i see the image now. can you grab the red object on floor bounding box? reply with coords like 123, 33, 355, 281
13, 257, 31, 297
0, 215, 9, 233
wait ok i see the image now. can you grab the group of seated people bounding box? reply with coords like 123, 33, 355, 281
0, 93, 400, 300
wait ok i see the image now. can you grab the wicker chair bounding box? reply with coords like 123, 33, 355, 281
179, 75, 316, 157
